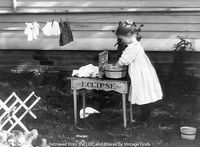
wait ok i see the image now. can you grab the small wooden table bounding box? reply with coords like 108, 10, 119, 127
68, 77, 130, 128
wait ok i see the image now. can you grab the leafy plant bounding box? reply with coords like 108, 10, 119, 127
172, 36, 193, 52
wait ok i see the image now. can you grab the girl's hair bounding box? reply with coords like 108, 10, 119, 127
114, 20, 143, 41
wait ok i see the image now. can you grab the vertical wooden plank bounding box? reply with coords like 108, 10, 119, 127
12, 0, 17, 12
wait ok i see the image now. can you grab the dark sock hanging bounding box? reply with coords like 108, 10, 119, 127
59, 18, 74, 46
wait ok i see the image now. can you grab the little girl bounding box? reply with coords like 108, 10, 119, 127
115, 20, 163, 126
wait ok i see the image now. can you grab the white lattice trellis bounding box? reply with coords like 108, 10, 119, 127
0, 91, 41, 133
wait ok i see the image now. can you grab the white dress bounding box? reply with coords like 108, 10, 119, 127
118, 38, 163, 105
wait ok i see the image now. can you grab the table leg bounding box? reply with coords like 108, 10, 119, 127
82, 90, 86, 119
122, 93, 127, 128
130, 102, 136, 123
73, 90, 77, 125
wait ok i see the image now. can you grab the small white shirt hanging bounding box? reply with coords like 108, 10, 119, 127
42, 21, 60, 36
24, 23, 33, 41
32, 22, 40, 39
51, 21, 60, 36
24, 22, 40, 41
42, 22, 51, 36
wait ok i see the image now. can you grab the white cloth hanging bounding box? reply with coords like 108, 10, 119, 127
42, 22, 51, 36
24, 23, 33, 41
42, 21, 60, 36
51, 21, 60, 36
24, 22, 40, 41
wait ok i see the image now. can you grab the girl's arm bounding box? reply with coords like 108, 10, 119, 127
117, 44, 139, 66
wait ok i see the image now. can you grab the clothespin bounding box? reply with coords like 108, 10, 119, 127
52, 19, 54, 27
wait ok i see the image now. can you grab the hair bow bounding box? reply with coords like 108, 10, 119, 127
124, 20, 136, 27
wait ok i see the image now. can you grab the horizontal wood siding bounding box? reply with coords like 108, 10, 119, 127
9, 0, 200, 12
0, 0, 200, 51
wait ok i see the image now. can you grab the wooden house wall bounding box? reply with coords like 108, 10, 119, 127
0, 0, 200, 51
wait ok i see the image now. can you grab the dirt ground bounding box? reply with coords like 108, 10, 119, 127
0, 71, 200, 147
31, 96, 200, 147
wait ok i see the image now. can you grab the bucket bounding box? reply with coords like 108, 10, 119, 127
180, 126, 197, 140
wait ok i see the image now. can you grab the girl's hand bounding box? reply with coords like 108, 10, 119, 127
115, 61, 122, 67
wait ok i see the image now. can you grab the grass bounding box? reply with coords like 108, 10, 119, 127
0, 71, 199, 147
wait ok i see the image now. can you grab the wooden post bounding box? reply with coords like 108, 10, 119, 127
73, 90, 77, 125
122, 93, 127, 128
12, 0, 17, 12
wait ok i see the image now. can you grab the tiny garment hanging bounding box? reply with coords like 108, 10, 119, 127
42, 22, 51, 36
32, 21, 40, 39
24, 23, 33, 41
24, 22, 40, 41
59, 19, 74, 46
42, 21, 60, 36
51, 21, 60, 36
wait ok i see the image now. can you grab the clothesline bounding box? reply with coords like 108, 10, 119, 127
22, 15, 120, 23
